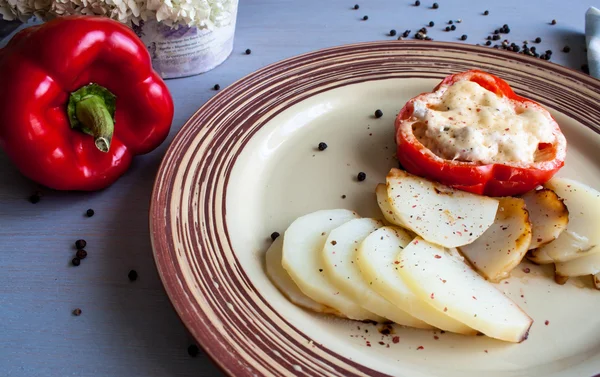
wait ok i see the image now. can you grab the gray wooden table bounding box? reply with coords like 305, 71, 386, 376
0, 1, 593, 376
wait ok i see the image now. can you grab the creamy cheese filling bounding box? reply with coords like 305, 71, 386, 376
411, 80, 556, 165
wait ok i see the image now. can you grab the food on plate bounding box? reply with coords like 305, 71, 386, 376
458, 197, 532, 282
322, 219, 431, 328
594, 273, 600, 290
357, 226, 476, 334
397, 237, 533, 343
527, 247, 554, 265
375, 184, 403, 226
281, 209, 383, 321
385, 168, 499, 248
554, 252, 600, 277
266, 236, 342, 316
537, 178, 599, 262
395, 69, 566, 197
521, 188, 569, 249
0, 16, 174, 191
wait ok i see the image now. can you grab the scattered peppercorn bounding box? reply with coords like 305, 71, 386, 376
445, 26, 451, 31
402, 30, 411, 38
432, 3, 438, 9
75, 239, 87, 249
86, 209, 94, 217
389, 29, 397, 36
357, 172, 367, 181
485, 41, 491, 46
245, 49, 252, 55
362, 15, 368, 20
562, 45, 571, 53
494, 29, 499, 34
72, 308, 82, 316
188, 344, 200, 357
271, 232, 280, 241
551, 19, 557, 25
353, 4, 359, 9
483, 10, 489, 15
128, 269, 138, 281
414, 0, 420, 5
213, 84, 220, 90
456, 19, 462, 23
72, 257, 81, 266
76, 249, 87, 259
341, 195, 347, 199
425, 36, 433, 41
546, 49, 553, 55
450, 25, 456, 31
448, 20, 453, 24
374, 109, 383, 118
429, 21, 434, 27
460, 34, 467, 41
530, 46, 536, 53
492, 34, 500, 41
534, 37, 541, 43
419, 27, 427, 33
318, 142, 328, 151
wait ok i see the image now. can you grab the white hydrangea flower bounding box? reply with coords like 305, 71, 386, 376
0, 0, 237, 30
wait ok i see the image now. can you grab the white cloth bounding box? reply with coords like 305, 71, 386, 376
585, 6, 600, 78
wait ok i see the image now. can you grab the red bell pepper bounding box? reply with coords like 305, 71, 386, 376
0, 16, 174, 191
395, 70, 566, 197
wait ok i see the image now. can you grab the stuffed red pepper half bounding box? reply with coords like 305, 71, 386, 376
395, 70, 566, 197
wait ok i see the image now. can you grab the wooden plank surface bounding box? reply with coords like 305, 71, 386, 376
0, 1, 591, 376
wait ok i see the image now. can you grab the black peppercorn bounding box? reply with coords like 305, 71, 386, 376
389, 29, 397, 36
448, 20, 453, 25
128, 270, 138, 281
450, 25, 456, 31
76, 249, 87, 259
75, 239, 87, 249
483, 10, 489, 15
492, 34, 500, 41
72, 257, 81, 266
353, 4, 359, 9
551, 19, 557, 25
402, 30, 411, 38
188, 345, 200, 357
318, 142, 328, 151
29, 191, 41, 204
460, 34, 467, 41
213, 84, 220, 90
562, 46, 570, 53
414, 0, 420, 5
341, 195, 347, 199
363, 15, 368, 20
534, 37, 541, 43
504, 27, 510, 34
374, 109, 383, 118
546, 49, 552, 55
72, 308, 82, 316
357, 172, 367, 181
419, 27, 427, 33
445, 26, 451, 31
494, 29, 499, 34
513, 45, 520, 52
485, 41, 492, 46
86, 209, 94, 217
270, 232, 280, 241
432, 3, 439, 9
425, 36, 433, 41
530, 46, 536, 53
429, 21, 434, 27
245, 48, 252, 55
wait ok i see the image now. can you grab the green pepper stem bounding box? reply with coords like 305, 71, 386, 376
75, 95, 114, 153
67, 83, 117, 153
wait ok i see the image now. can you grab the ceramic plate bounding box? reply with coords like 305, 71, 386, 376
150, 41, 600, 377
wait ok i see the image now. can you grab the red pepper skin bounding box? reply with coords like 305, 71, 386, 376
0, 16, 174, 191
395, 70, 566, 197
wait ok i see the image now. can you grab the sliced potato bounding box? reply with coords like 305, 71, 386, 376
398, 237, 533, 343
539, 178, 600, 262
386, 168, 499, 248
282, 209, 383, 321
521, 188, 568, 249
266, 236, 342, 316
375, 183, 402, 226
527, 248, 554, 265
323, 218, 431, 328
555, 251, 600, 277
458, 197, 532, 282
357, 226, 476, 335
